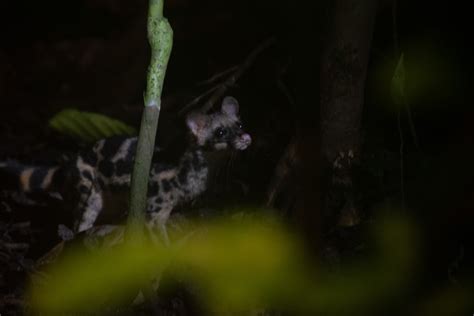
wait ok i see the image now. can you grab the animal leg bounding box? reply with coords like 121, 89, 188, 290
73, 174, 104, 233
148, 206, 173, 246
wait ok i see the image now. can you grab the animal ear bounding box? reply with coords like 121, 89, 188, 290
186, 112, 208, 136
221, 96, 239, 117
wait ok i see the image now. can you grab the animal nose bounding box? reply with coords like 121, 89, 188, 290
241, 133, 252, 146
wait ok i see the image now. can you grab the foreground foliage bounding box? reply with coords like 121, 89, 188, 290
27, 212, 473, 315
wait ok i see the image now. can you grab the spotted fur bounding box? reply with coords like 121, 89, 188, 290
0, 97, 251, 237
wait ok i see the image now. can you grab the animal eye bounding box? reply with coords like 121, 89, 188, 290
237, 122, 243, 129
215, 127, 226, 137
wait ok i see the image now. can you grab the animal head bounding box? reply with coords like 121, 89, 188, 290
186, 96, 252, 151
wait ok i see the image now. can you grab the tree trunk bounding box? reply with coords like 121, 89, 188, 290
320, 0, 377, 227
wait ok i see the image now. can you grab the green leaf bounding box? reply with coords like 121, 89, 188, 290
391, 53, 406, 106
49, 109, 137, 143
28, 213, 424, 314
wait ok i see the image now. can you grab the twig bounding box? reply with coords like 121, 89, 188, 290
276, 59, 296, 108
265, 137, 298, 208
265, 59, 296, 209
178, 85, 220, 115
397, 110, 406, 211
405, 102, 420, 150
180, 37, 276, 115
392, 0, 420, 152
200, 37, 275, 113
197, 65, 239, 86
393, 0, 413, 211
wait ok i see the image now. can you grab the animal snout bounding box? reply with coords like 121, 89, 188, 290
234, 133, 252, 150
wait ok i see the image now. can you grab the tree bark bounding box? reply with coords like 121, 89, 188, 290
320, 0, 377, 226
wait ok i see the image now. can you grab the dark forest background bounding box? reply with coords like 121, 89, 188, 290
0, 0, 473, 315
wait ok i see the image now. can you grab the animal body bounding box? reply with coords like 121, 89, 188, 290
0, 97, 251, 240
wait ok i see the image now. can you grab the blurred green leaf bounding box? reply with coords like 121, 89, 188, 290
391, 53, 406, 106
370, 40, 456, 113
29, 241, 168, 313
29, 213, 422, 314
49, 109, 136, 143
